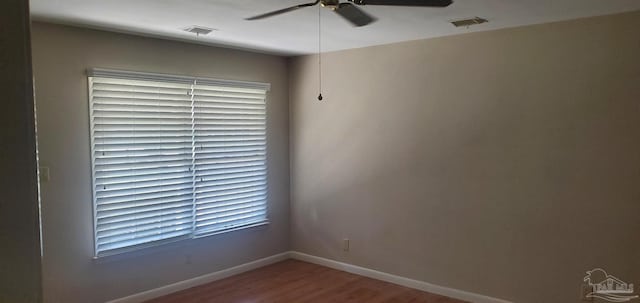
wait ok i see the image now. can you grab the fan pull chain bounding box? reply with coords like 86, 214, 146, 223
317, 4, 323, 101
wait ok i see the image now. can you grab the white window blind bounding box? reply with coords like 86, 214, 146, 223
88, 68, 269, 257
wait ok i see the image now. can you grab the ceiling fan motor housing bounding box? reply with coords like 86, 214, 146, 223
320, 0, 340, 9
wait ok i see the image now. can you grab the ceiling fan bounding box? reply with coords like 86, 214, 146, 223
246, 0, 453, 27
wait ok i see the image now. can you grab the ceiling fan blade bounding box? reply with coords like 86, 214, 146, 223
334, 3, 377, 27
348, 0, 452, 7
246, 0, 320, 20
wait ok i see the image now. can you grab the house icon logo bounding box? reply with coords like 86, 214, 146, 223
584, 268, 638, 302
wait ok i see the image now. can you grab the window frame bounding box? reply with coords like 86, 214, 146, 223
87, 68, 271, 258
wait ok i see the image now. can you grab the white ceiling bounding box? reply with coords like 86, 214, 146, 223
30, 0, 640, 56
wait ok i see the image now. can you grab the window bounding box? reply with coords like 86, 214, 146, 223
88, 69, 270, 257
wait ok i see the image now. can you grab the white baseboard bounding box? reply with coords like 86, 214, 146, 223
107, 252, 290, 303
289, 251, 512, 303
109, 251, 511, 303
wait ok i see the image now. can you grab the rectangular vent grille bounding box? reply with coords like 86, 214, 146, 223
451, 17, 488, 28
183, 26, 215, 35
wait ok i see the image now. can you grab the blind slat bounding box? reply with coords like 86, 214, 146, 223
96, 175, 193, 191
197, 196, 266, 212
195, 186, 267, 200
95, 171, 193, 187
196, 190, 267, 206
195, 213, 267, 231
98, 199, 194, 219
96, 181, 194, 199
97, 222, 193, 245
194, 162, 266, 173
98, 188, 194, 205
95, 166, 191, 180
196, 207, 267, 226
197, 202, 266, 218
97, 209, 194, 233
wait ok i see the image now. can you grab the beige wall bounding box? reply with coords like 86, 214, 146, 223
31, 23, 290, 303
289, 11, 640, 303
0, 0, 43, 302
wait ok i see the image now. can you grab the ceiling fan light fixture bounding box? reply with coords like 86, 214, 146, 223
320, 0, 340, 9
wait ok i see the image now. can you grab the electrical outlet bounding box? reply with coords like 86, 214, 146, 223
581, 284, 594, 302
343, 238, 349, 252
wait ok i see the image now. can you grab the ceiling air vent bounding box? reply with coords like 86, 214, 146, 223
183, 26, 216, 36
451, 17, 488, 28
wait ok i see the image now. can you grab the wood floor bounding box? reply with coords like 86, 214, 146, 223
146, 259, 467, 303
